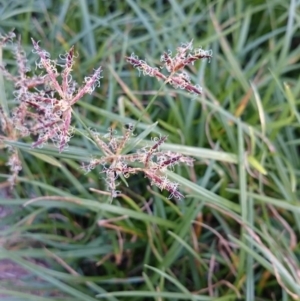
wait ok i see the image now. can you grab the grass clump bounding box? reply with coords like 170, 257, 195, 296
0, 1, 300, 301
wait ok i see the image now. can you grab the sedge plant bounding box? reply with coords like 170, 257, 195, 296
0, 31, 211, 198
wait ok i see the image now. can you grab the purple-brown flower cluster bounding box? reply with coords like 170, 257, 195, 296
126, 40, 212, 95
0, 31, 101, 185
84, 125, 194, 199
1, 32, 102, 152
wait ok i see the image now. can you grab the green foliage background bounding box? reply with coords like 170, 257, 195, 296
0, 0, 300, 300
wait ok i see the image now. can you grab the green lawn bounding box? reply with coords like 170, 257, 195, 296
0, 0, 300, 300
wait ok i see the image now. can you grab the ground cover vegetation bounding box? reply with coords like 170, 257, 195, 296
0, 0, 300, 300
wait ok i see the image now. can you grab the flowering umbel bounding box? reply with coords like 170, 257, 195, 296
84, 125, 194, 199
126, 41, 212, 95
1, 34, 102, 152
0, 31, 102, 186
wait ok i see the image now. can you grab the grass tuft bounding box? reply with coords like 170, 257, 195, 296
0, 1, 300, 300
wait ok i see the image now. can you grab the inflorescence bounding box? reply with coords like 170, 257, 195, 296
83, 124, 194, 199
126, 40, 212, 95
0, 31, 102, 153
0, 31, 101, 185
